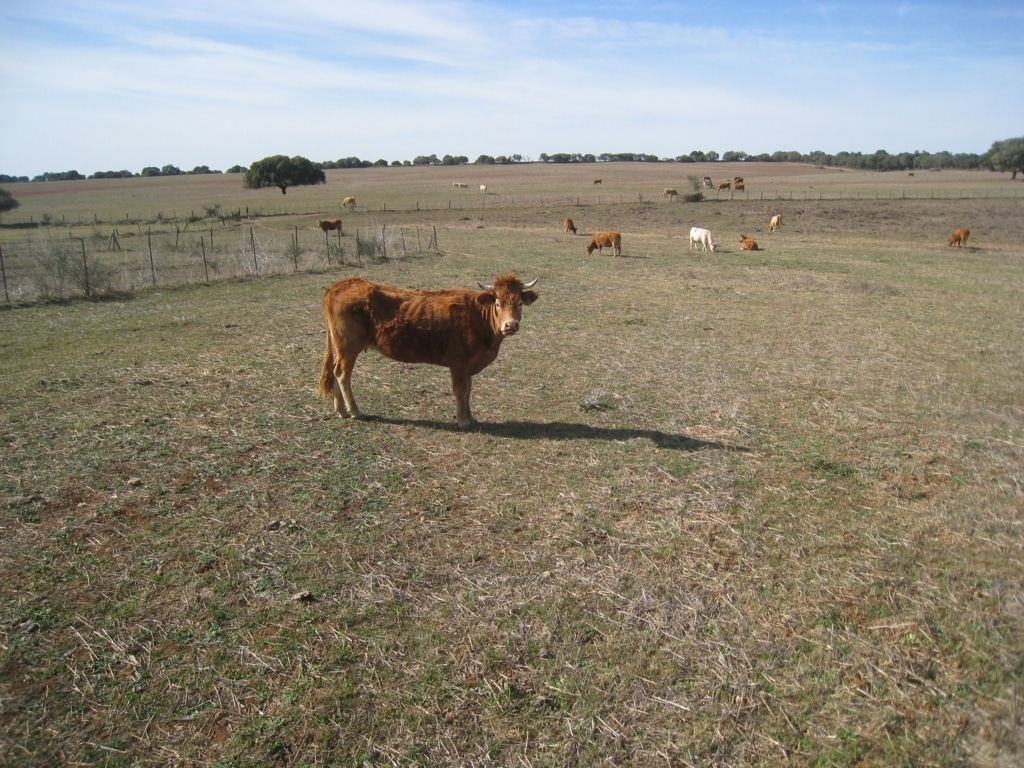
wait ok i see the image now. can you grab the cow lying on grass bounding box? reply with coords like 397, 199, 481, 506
738, 234, 760, 251
318, 275, 539, 429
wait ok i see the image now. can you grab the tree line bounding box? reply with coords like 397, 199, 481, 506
3, 137, 1022, 187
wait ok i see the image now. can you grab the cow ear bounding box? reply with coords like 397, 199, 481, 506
475, 292, 496, 306
521, 290, 538, 305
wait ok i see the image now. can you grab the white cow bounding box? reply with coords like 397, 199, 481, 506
689, 227, 717, 252
479, 184, 488, 193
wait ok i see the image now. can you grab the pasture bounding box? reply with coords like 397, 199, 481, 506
1, 163, 1023, 766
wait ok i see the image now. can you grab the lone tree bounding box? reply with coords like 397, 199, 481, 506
0, 188, 19, 222
243, 155, 326, 194
984, 136, 1024, 180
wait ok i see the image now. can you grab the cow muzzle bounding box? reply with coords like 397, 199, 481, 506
500, 319, 520, 336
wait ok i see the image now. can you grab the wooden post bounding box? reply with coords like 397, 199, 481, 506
201, 236, 209, 283
324, 229, 330, 266
0, 244, 9, 302
147, 229, 156, 286
79, 238, 91, 297
250, 226, 258, 275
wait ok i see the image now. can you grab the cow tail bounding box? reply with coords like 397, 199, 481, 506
317, 325, 336, 400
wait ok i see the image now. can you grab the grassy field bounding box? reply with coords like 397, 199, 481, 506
1, 163, 1023, 766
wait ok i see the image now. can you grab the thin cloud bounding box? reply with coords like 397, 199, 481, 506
1, 1, 1021, 175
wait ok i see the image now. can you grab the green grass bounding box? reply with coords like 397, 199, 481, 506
1, 164, 1023, 766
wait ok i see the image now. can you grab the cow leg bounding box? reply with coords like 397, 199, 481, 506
450, 369, 476, 428
334, 351, 362, 419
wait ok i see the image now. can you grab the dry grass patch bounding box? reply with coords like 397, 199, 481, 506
2, 170, 1023, 767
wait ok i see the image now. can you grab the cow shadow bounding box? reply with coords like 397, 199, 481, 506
361, 416, 749, 452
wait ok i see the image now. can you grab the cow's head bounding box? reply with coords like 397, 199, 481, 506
477, 275, 539, 336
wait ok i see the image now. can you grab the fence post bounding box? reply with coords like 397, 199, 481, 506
79, 238, 91, 297
250, 227, 258, 276
148, 229, 156, 286
201, 236, 210, 283
0, 244, 8, 302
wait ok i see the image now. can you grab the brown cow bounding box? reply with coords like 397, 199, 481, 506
768, 214, 782, 232
664, 188, 678, 200
733, 176, 744, 184
718, 181, 731, 191
318, 275, 538, 429
734, 181, 745, 192
948, 228, 969, 247
738, 234, 759, 251
593, 178, 602, 185
318, 218, 342, 232
562, 217, 577, 235
342, 196, 356, 208
586, 231, 622, 257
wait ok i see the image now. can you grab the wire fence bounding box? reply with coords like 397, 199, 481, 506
2, 183, 1020, 303
0, 219, 440, 303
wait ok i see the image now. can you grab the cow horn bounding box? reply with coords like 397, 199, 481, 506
477, 278, 538, 291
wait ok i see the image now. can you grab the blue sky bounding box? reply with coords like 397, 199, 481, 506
1, 1, 1021, 176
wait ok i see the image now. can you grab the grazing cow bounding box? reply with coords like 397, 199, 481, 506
718, 181, 731, 191
664, 188, 678, 200
768, 214, 782, 232
317, 218, 343, 233
908, 172, 915, 177
318, 274, 539, 429
342, 196, 356, 208
738, 234, 759, 251
453, 182, 469, 188
562, 217, 577, 235
593, 179, 602, 185
948, 228, 969, 247
479, 185, 487, 193
734, 181, 745, 192
689, 227, 717, 252
586, 231, 622, 257
702, 176, 713, 189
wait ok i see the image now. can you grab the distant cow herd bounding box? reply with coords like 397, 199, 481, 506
313, 177, 971, 428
